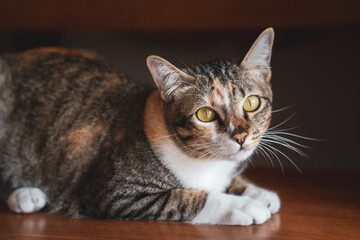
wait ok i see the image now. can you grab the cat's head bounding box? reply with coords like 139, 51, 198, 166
147, 28, 274, 162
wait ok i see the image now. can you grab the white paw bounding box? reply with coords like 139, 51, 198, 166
243, 184, 281, 214
240, 198, 271, 224
192, 192, 271, 225
7, 187, 47, 213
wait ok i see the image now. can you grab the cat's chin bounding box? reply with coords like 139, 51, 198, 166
223, 148, 254, 162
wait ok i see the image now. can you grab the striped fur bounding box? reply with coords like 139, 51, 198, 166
0, 28, 280, 225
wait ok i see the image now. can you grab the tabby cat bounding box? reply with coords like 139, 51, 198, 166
0, 28, 280, 225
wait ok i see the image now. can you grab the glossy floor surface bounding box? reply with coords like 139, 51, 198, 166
1, 168, 359, 240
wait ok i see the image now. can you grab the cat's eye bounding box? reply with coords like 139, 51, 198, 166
243, 95, 260, 112
196, 107, 216, 122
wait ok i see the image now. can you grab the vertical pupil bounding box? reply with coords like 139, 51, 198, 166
205, 109, 211, 119
197, 108, 214, 122
244, 96, 259, 112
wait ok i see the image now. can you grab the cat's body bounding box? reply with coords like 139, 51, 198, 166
0, 29, 280, 225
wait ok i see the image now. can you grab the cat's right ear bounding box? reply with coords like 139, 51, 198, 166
147, 56, 195, 102
240, 28, 274, 83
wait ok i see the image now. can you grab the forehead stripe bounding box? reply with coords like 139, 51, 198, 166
210, 78, 231, 107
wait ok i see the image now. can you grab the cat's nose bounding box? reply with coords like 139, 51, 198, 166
231, 130, 248, 145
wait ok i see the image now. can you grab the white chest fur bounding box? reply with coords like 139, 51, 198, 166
143, 91, 237, 193
160, 140, 237, 193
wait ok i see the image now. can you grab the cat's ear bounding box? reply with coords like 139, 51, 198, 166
147, 55, 195, 102
240, 28, 274, 82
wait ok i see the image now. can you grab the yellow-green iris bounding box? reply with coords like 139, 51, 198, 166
243, 95, 260, 112
197, 107, 216, 122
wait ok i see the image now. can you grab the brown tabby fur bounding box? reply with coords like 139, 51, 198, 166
0, 29, 273, 221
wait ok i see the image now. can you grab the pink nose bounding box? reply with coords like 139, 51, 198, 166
232, 131, 248, 145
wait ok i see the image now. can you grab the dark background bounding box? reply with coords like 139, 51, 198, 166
0, 0, 359, 171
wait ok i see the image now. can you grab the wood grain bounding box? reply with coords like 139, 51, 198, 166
0, 0, 359, 32
0, 168, 359, 239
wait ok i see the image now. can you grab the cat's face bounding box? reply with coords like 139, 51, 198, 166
148, 28, 274, 162
163, 63, 272, 161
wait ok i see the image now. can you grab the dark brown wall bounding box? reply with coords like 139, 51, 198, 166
0, 0, 359, 31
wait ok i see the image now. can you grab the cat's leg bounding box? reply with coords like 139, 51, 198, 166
106, 189, 271, 225
228, 176, 281, 214
7, 187, 47, 213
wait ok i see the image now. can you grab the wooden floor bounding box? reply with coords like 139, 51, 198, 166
1, 168, 359, 240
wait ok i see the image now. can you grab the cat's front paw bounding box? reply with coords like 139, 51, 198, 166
7, 187, 47, 213
192, 193, 271, 225
243, 184, 280, 214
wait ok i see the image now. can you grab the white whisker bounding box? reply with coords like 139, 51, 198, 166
258, 142, 284, 175
261, 141, 302, 173
271, 105, 295, 113
263, 134, 309, 148
267, 112, 297, 131
256, 144, 274, 167
266, 130, 323, 141
261, 138, 307, 157
247, 155, 256, 167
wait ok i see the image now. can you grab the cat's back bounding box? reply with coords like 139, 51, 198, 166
0, 47, 137, 103
1, 48, 145, 144
0, 47, 147, 124
0, 48, 152, 196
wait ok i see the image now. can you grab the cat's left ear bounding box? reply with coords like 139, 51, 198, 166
147, 55, 195, 102
240, 28, 274, 82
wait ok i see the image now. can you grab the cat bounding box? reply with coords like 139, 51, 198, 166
0, 28, 280, 225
